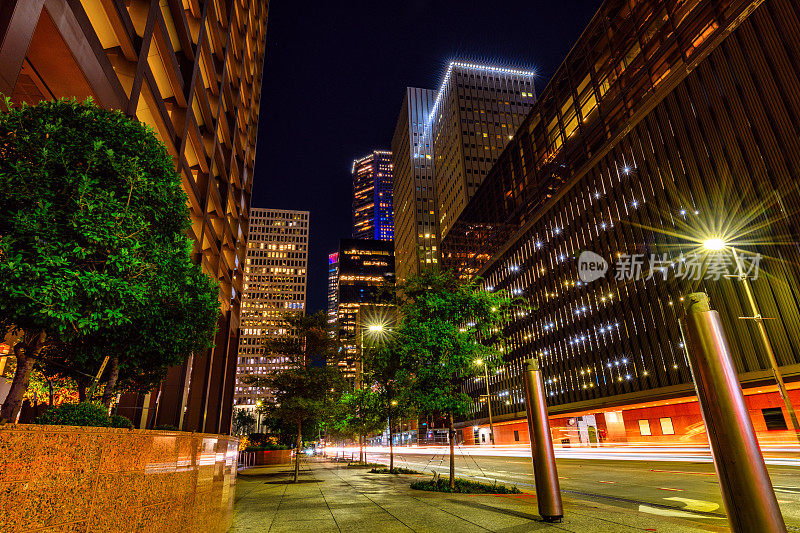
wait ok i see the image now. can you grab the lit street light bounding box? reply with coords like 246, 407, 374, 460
475, 359, 495, 445
702, 237, 726, 251
703, 238, 800, 438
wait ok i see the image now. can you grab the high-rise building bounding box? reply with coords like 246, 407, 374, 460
430, 62, 536, 241
391, 63, 536, 282
391, 88, 438, 282
352, 151, 394, 241
443, 0, 800, 446
335, 239, 395, 380
235, 209, 309, 408
0, 1, 268, 433
327, 251, 340, 332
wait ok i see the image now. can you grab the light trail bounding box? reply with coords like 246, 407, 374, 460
324, 444, 800, 467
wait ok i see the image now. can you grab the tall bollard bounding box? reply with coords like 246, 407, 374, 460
681, 293, 786, 533
523, 358, 563, 522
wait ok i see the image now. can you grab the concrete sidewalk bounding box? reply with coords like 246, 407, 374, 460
229, 458, 728, 532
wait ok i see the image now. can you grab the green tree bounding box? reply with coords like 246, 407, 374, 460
246, 312, 343, 481
362, 337, 414, 471
0, 98, 219, 421
232, 407, 256, 436
43, 243, 220, 406
332, 387, 385, 463
397, 270, 518, 489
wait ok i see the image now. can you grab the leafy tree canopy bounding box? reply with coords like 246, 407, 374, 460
0, 98, 219, 419
398, 270, 520, 419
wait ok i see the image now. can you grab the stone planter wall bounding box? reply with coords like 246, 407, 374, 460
0, 424, 239, 532
252, 449, 292, 465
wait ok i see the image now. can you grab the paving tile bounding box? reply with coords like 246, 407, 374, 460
230, 459, 729, 533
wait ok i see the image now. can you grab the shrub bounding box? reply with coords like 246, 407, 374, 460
110, 415, 134, 429
154, 424, 178, 431
369, 467, 419, 475
410, 477, 522, 494
244, 443, 290, 451
247, 433, 271, 447
35, 402, 111, 427
344, 462, 385, 469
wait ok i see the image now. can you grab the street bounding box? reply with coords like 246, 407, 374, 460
330, 446, 800, 530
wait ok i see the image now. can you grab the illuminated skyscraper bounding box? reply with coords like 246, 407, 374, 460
235, 209, 309, 408
431, 62, 536, 240
391, 88, 438, 282
391, 63, 536, 282
327, 251, 340, 332
335, 239, 395, 381
352, 151, 394, 241
0, 0, 268, 433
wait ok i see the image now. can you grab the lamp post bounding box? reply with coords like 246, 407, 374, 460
357, 323, 386, 390
389, 399, 398, 471
256, 400, 262, 433
703, 238, 800, 437
475, 359, 495, 445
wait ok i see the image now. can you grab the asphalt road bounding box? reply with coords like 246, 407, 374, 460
354, 447, 800, 530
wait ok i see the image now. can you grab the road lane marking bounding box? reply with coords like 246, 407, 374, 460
657, 487, 683, 492
598, 480, 618, 484
663, 497, 719, 512
638, 505, 724, 519
650, 469, 716, 476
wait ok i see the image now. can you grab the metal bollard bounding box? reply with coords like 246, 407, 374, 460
681, 293, 786, 533
523, 358, 563, 522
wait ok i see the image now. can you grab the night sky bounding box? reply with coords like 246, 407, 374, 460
251, 0, 603, 314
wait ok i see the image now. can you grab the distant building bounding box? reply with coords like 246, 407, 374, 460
391, 63, 536, 282
391, 88, 438, 282
335, 239, 395, 381
235, 209, 309, 408
352, 151, 394, 241
430, 62, 536, 241
0, 0, 268, 433
327, 252, 340, 333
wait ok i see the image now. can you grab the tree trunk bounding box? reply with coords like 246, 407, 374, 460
448, 412, 455, 490
294, 418, 302, 483
389, 413, 394, 472
77, 375, 88, 403
359, 434, 363, 463
101, 355, 120, 408
0, 333, 45, 423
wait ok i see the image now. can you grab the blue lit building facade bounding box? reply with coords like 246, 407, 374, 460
352, 151, 394, 241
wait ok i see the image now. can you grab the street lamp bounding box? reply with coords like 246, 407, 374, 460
255, 400, 263, 433
703, 238, 800, 437
475, 359, 495, 445
358, 322, 390, 389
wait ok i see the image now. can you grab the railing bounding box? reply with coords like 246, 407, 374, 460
238, 450, 256, 469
